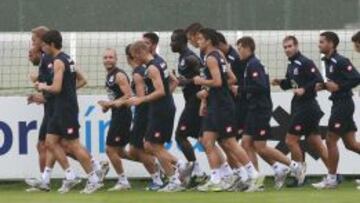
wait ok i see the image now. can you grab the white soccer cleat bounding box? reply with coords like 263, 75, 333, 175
80, 181, 104, 194
274, 167, 290, 190
312, 177, 337, 189
222, 175, 239, 191
245, 175, 265, 192
355, 179, 360, 185
107, 182, 131, 191
58, 178, 82, 194
158, 181, 185, 192
96, 160, 110, 182
25, 178, 50, 192
197, 179, 226, 192
293, 162, 306, 186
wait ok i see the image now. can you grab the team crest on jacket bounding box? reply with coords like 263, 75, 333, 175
293, 68, 299, 75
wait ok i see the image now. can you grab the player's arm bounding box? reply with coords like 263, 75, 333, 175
27, 93, 46, 105
303, 60, 324, 94
133, 73, 146, 97
226, 65, 237, 86
37, 59, 64, 94
178, 55, 202, 86
244, 63, 268, 95
29, 71, 39, 84
169, 70, 179, 93
335, 58, 360, 91
128, 65, 165, 106
193, 56, 222, 87
75, 68, 88, 89
272, 69, 292, 90
113, 72, 132, 107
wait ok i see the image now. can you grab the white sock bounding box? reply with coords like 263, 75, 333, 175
91, 157, 101, 171
170, 173, 181, 185
272, 162, 289, 175
151, 172, 163, 185
210, 168, 221, 184
118, 173, 129, 185
191, 161, 204, 177
176, 159, 186, 170
234, 167, 249, 182
220, 163, 233, 178
65, 167, 76, 180
327, 174, 337, 182
41, 167, 52, 184
290, 160, 301, 171
88, 171, 100, 184
245, 162, 258, 179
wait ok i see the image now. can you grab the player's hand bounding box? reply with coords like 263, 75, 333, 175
196, 89, 209, 100
35, 82, 47, 91
314, 83, 325, 92
271, 79, 281, 86
127, 96, 144, 106
98, 100, 111, 112
231, 85, 239, 97
293, 88, 305, 96
199, 99, 208, 117
325, 81, 339, 92
29, 71, 38, 83
193, 76, 204, 85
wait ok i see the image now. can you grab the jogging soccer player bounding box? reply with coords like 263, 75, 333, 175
272, 35, 329, 186
98, 48, 133, 191
194, 28, 260, 192
170, 29, 207, 187
313, 31, 360, 189
128, 41, 187, 192
237, 36, 307, 189
35, 30, 104, 194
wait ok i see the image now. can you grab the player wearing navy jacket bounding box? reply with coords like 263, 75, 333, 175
273, 36, 329, 186
237, 36, 306, 189
313, 31, 360, 189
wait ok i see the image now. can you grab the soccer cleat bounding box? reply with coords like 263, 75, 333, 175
25, 187, 41, 192
158, 181, 185, 192
312, 177, 337, 189
292, 163, 306, 186
96, 160, 110, 182
274, 167, 290, 190
146, 181, 163, 191
196, 179, 225, 192
355, 179, 360, 185
244, 175, 265, 192
80, 181, 104, 194
25, 178, 50, 192
222, 175, 239, 191
188, 173, 208, 188
58, 178, 82, 194
177, 162, 194, 185
107, 182, 131, 191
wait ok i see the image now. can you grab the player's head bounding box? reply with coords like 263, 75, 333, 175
125, 43, 139, 68
236, 36, 255, 60
283, 35, 299, 58
130, 40, 152, 64
170, 29, 187, 53
215, 31, 229, 55
185, 22, 203, 48
319, 31, 339, 55
142, 32, 159, 55
351, 31, 360, 53
42, 30, 62, 56
197, 28, 219, 52
103, 48, 117, 70
28, 46, 41, 66
31, 26, 49, 51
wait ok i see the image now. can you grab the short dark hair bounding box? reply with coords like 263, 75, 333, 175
320, 31, 340, 48
42, 30, 62, 49
237, 36, 256, 53
351, 31, 360, 43
125, 44, 133, 59
185, 22, 203, 35
283, 35, 298, 45
172, 29, 188, 44
143, 32, 159, 45
216, 32, 227, 44
199, 28, 219, 47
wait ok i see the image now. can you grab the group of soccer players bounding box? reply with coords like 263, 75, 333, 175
25, 24, 360, 194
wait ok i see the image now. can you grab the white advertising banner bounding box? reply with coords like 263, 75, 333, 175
0, 92, 359, 179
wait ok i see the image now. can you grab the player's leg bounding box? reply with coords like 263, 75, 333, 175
306, 134, 328, 168
241, 135, 259, 170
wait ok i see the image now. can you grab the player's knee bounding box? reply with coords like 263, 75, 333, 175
344, 141, 357, 151
37, 141, 46, 153
285, 136, 297, 148
105, 146, 117, 157
219, 139, 232, 151
143, 142, 155, 154
241, 139, 252, 150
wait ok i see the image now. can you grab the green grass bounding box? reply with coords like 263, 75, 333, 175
0, 178, 359, 203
